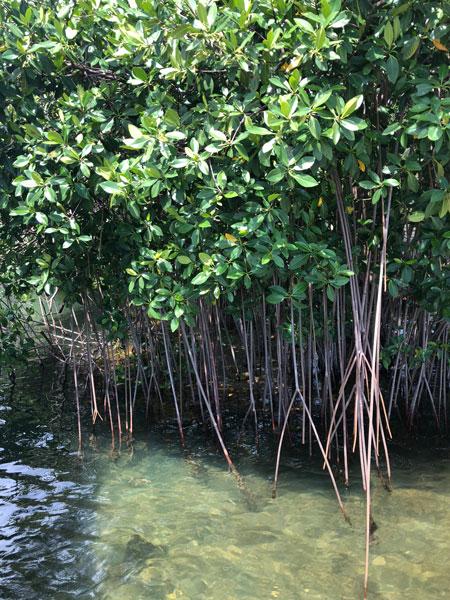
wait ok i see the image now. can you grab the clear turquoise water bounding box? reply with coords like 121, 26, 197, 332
1, 371, 449, 599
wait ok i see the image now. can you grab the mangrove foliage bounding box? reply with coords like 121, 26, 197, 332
0, 0, 449, 594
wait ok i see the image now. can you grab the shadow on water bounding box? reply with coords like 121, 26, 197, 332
1, 365, 450, 599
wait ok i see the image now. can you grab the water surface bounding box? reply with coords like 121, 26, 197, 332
1, 371, 449, 599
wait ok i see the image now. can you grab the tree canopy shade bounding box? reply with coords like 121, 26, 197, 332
0, 0, 449, 595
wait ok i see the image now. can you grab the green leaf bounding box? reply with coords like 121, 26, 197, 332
198, 160, 209, 175
191, 271, 211, 285
408, 211, 425, 223
294, 18, 315, 34
209, 128, 227, 142
13, 156, 29, 168
131, 67, 147, 82
315, 27, 326, 50
127, 202, 140, 219
290, 173, 319, 187
199, 252, 213, 266
313, 90, 332, 108
296, 156, 315, 170
177, 255, 191, 265
359, 180, 379, 190
267, 168, 285, 183
128, 124, 143, 139
10, 206, 31, 216
427, 126, 442, 141
65, 27, 78, 40
331, 122, 341, 144
207, 2, 217, 27
384, 22, 394, 48
407, 172, 419, 192
372, 189, 382, 205
166, 131, 186, 140
326, 285, 335, 302
340, 117, 366, 131
382, 123, 401, 136
174, 305, 184, 318
164, 108, 180, 127
246, 125, 273, 136
21, 180, 39, 189
100, 181, 124, 194
439, 193, 450, 218
2, 49, 19, 60
402, 36, 420, 59
172, 158, 190, 168
401, 265, 413, 284
272, 253, 284, 268
148, 306, 162, 320
388, 279, 399, 298
383, 178, 400, 187
340, 95, 363, 119
35, 212, 48, 225
308, 116, 321, 139
386, 56, 399, 83
46, 131, 64, 144
262, 138, 276, 154
266, 285, 287, 304
330, 13, 350, 29
60, 155, 77, 165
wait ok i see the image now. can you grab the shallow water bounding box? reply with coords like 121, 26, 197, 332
1, 372, 450, 599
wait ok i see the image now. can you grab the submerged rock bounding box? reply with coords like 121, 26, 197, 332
125, 534, 167, 560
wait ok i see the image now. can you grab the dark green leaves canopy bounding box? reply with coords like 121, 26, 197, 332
0, 0, 449, 329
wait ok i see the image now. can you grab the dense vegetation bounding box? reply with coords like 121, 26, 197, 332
1, 0, 449, 594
